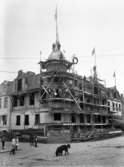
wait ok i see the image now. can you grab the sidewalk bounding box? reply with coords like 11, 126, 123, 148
0, 141, 15, 154
0, 149, 10, 153
1, 137, 124, 166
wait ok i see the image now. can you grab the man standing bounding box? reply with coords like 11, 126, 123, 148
10, 136, 16, 155
1, 135, 6, 149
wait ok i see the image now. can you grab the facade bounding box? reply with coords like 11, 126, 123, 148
10, 70, 42, 131
0, 29, 123, 141
107, 87, 122, 118
121, 95, 124, 118
9, 39, 122, 136
0, 81, 12, 132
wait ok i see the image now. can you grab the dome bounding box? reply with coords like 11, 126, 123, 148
48, 50, 66, 60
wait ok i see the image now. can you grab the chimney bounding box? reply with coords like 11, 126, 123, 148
18, 70, 23, 77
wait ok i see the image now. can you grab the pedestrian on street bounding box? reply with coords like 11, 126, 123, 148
10, 136, 16, 155
15, 136, 19, 150
34, 135, 38, 147
1, 135, 6, 149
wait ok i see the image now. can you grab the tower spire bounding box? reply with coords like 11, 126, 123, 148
55, 4, 59, 50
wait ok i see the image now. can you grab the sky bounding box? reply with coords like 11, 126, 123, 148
0, 0, 124, 94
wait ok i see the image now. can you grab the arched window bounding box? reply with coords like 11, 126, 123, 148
113, 102, 115, 111
4, 97, 8, 108
119, 104, 121, 111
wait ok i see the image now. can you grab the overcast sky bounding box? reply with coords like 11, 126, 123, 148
0, 0, 124, 93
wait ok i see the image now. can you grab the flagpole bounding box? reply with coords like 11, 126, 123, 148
115, 72, 116, 87
39, 51, 42, 114
92, 46, 96, 67
113, 71, 116, 87
40, 51, 42, 73
90, 68, 92, 77
94, 47, 96, 67
55, 4, 58, 45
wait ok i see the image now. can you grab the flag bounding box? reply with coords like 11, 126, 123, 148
92, 47, 95, 55
63, 50, 65, 53
40, 51, 42, 55
55, 5, 57, 21
113, 71, 115, 77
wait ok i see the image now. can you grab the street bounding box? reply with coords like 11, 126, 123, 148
1, 136, 124, 166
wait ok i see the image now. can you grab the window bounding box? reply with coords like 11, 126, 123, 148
75, 80, 78, 87
98, 115, 101, 123
4, 97, 8, 108
29, 93, 35, 105
114, 92, 116, 98
102, 116, 106, 123
102, 99, 105, 105
2, 115, 7, 125
35, 114, 40, 125
94, 115, 98, 123
71, 113, 76, 123
94, 87, 98, 95
16, 115, 21, 125
80, 114, 84, 123
113, 102, 115, 111
86, 114, 91, 123
25, 115, 29, 125
108, 101, 110, 112
17, 79, 22, 91
0, 98, 2, 108
54, 113, 61, 121
79, 83, 82, 90
13, 96, 18, 107
94, 98, 98, 104
80, 96, 83, 109
107, 91, 110, 97
19, 96, 24, 106
119, 104, 121, 111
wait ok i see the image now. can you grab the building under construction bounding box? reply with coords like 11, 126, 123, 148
37, 39, 112, 142
9, 37, 123, 143
9, 11, 123, 143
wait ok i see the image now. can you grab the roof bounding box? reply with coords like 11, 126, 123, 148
48, 50, 66, 60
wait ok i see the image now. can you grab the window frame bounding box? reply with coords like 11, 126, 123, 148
16, 115, 21, 126
4, 97, 8, 108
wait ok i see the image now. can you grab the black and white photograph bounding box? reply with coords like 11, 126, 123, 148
0, 0, 124, 166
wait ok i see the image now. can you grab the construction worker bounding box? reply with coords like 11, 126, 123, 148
1, 135, 6, 149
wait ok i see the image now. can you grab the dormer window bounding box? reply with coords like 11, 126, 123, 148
107, 91, 110, 97
114, 92, 116, 98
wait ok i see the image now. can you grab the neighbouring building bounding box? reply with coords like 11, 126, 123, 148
10, 70, 41, 131
0, 81, 12, 132
107, 87, 122, 118
121, 94, 124, 118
